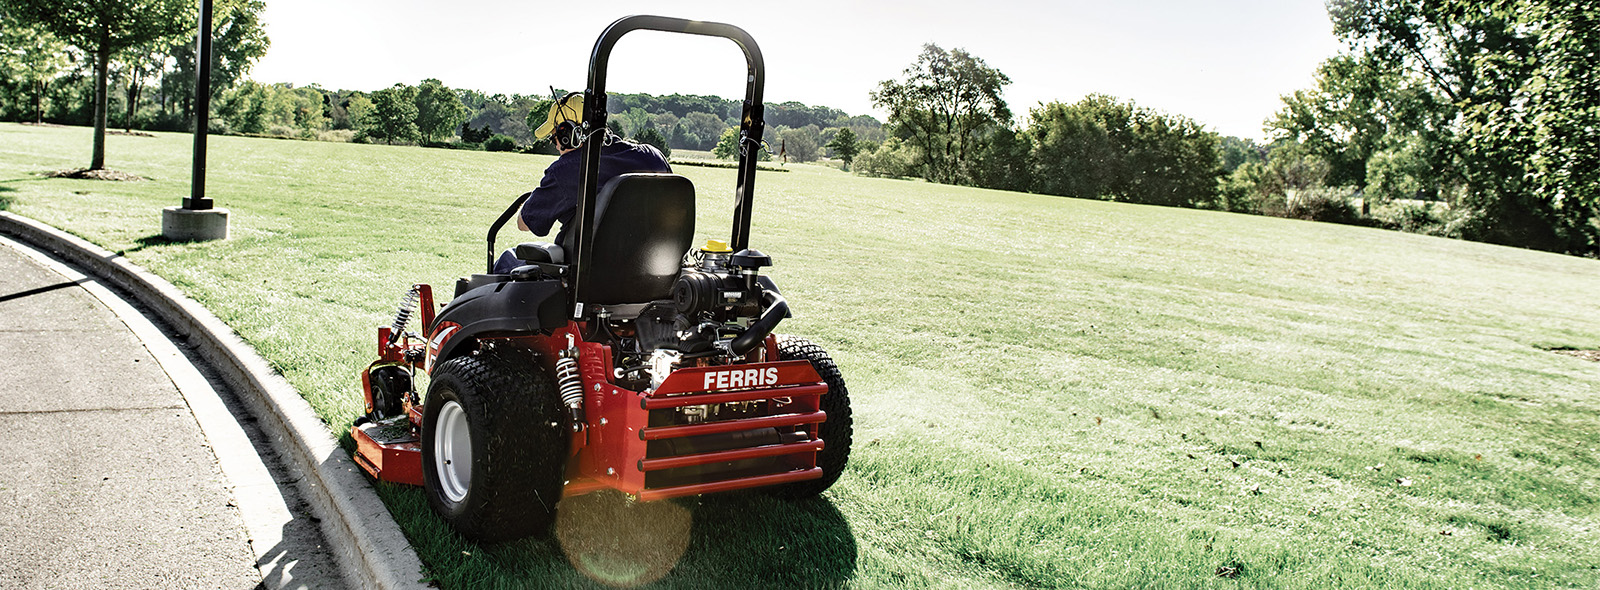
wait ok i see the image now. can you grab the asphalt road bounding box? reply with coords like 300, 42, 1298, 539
0, 238, 344, 589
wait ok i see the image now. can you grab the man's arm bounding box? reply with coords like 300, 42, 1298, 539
519, 158, 577, 236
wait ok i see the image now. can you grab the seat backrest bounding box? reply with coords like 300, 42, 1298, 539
575, 173, 695, 304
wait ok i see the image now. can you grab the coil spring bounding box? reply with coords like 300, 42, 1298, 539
387, 286, 421, 345
555, 349, 584, 409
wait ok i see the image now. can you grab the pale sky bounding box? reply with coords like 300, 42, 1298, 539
249, 0, 1344, 140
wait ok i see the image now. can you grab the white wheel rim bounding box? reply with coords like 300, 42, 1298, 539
435, 400, 472, 503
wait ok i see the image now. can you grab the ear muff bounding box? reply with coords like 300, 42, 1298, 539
551, 92, 584, 148
554, 121, 577, 149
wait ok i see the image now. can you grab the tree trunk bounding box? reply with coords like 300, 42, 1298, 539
34, 79, 45, 124
126, 74, 143, 133
91, 28, 111, 171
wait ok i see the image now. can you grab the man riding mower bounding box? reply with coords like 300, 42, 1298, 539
349, 15, 853, 542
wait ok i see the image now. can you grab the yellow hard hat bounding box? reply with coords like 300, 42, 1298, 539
534, 93, 584, 140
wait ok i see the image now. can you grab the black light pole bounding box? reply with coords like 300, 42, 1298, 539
163, 0, 227, 241
187, 0, 214, 210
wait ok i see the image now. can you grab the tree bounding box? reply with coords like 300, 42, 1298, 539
620, 107, 652, 140
1030, 98, 1119, 200
4, 0, 191, 170
826, 127, 860, 165
345, 92, 373, 131
1217, 136, 1265, 174
711, 126, 768, 161
0, 17, 71, 124
1364, 136, 1429, 204
520, 97, 554, 142
680, 112, 726, 150
460, 121, 493, 143
115, 42, 167, 131
360, 84, 419, 144
871, 43, 1011, 185
285, 85, 327, 131
651, 112, 678, 135
1267, 54, 1445, 189
413, 78, 467, 143
779, 125, 821, 162
972, 127, 1033, 193
468, 100, 530, 143
668, 122, 698, 151
635, 125, 670, 158
219, 79, 267, 133
1030, 95, 1220, 208
161, 0, 268, 124
712, 127, 739, 159
1296, 0, 1600, 254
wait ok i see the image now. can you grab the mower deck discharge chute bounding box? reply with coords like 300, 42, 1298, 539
350, 15, 852, 542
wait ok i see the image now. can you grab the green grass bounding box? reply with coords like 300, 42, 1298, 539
4, 121, 1600, 589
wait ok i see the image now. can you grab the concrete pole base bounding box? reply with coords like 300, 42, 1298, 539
162, 206, 230, 242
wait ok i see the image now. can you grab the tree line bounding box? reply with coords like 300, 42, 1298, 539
857, 2, 1600, 256
853, 43, 1226, 208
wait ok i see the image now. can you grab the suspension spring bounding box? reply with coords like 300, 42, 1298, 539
555, 347, 586, 430
387, 286, 421, 345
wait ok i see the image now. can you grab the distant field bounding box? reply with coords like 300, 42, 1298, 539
3, 122, 1599, 589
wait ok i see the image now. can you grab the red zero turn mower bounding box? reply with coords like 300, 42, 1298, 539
350, 15, 852, 542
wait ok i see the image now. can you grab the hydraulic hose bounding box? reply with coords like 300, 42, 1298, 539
728, 290, 787, 357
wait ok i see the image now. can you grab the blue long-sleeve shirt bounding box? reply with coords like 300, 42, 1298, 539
520, 140, 672, 248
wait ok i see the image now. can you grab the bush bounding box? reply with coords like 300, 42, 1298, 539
516, 141, 559, 156
854, 138, 917, 178
1371, 201, 1452, 235
315, 129, 356, 143
1215, 163, 1268, 214
1279, 186, 1360, 224
485, 134, 516, 152
460, 122, 494, 144
1364, 143, 1427, 204
266, 125, 299, 138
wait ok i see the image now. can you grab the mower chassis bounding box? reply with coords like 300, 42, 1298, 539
352, 306, 832, 501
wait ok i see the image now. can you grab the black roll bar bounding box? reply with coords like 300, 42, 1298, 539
569, 15, 766, 317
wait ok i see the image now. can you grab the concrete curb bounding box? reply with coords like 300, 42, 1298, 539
0, 212, 427, 590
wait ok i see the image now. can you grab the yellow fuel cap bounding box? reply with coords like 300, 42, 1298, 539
702, 239, 732, 253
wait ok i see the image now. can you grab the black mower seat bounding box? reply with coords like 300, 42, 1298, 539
515, 242, 564, 264
577, 173, 695, 305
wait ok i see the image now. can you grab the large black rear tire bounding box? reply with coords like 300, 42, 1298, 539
766, 334, 853, 499
422, 345, 567, 543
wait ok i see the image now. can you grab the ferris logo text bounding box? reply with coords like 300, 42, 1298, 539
704, 367, 780, 390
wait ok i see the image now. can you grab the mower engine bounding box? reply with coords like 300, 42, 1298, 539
621, 241, 788, 390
